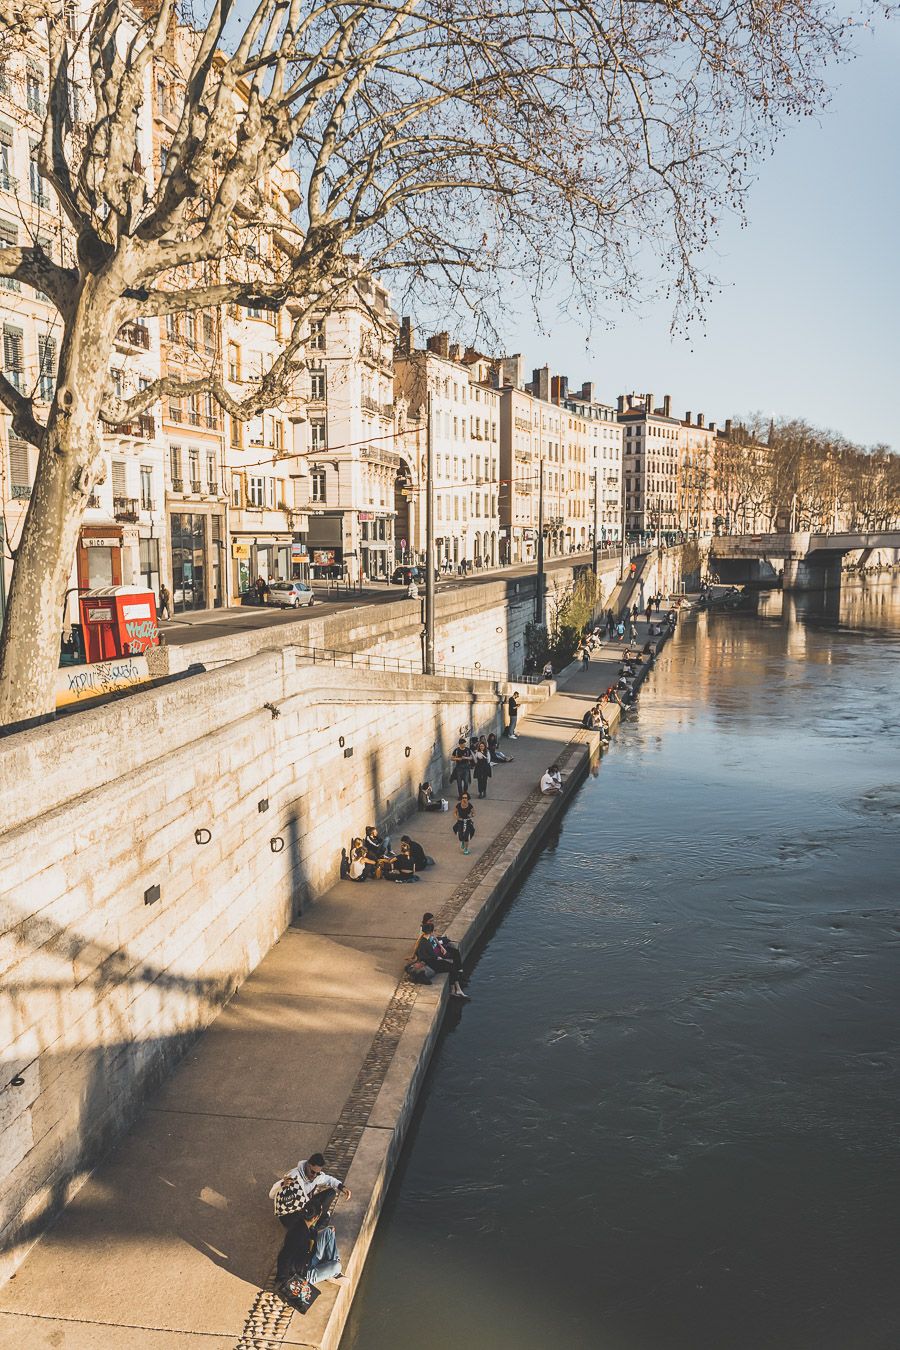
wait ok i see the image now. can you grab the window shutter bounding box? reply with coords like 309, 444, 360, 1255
38, 333, 56, 374
3, 325, 23, 371
112, 459, 128, 496
8, 434, 29, 491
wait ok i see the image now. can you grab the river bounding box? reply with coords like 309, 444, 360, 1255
341, 579, 900, 1350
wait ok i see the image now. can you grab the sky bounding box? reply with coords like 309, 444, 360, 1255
489, 23, 900, 449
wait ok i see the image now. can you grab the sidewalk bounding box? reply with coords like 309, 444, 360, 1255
0, 631, 655, 1350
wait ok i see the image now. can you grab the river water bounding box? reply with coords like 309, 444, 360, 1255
342, 580, 900, 1350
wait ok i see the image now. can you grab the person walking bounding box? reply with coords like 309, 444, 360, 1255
450, 738, 474, 798
630, 603, 638, 622
605, 608, 615, 638
615, 618, 626, 643
630, 620, 638, 642
581, 645, 591, 672
644, 601, 652, 623
453, 793, 476, 854
507, 690, 521, 739
472, 745, 492, 799
157, 583, 171, 621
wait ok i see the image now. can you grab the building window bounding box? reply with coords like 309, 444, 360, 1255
308, 319, 325, 350
188, 448, 200, 490
310, 418, 326, 451
7, 433, 30, 497
26, 65, 45, 116
248, 475, 265, 506
169, 445, 183, 489
38, 334, 56, 401
228, 342, 241, 381
310, 468, 326, 502
140, 465, 153, 510
29, 146, 49, 207
3, 323, 24, 391
206, 452, 217, 493
168, 394, 182, 422
266, 477, 275, 508
0, 129, 13, 193
309, 369, 326, 401
232, 472, 243, 508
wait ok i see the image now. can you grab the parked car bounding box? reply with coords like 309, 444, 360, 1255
266, 581, 316, 608
390, 566, 424, 585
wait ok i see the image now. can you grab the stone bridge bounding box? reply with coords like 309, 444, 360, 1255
709, 530, 900, 591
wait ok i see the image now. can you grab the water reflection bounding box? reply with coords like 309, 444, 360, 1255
342, 579, 900, 1350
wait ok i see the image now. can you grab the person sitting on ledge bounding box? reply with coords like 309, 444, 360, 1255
414, 920, 469, 999
417, 781, 444, 812
540, 764, 563, 794
391, 840, 421, 882
542, 660, 554, 680
487, 732, 513, 764
401, 835, 433, 871
348, 838, 368, 882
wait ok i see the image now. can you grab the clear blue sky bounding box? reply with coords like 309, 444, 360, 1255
494, 24, 899, 449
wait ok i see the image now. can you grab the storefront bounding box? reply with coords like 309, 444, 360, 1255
77, 525, 124, 592
359, 512, 394, 580
231, 535, 293, 597
306, 511, 345, 579
169, 510, 225, 612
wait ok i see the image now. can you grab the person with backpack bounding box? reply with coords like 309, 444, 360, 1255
414, 919, 469, 998
450, 738, 474, 798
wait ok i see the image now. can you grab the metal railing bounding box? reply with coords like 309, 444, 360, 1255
291, 642, 543, 685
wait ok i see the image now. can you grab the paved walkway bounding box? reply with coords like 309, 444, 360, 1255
0, 628, 654, 1350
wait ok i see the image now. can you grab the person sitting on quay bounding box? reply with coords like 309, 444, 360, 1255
276, 1187, 347, 1302
347, 838, 368, 882
414, 919, 469, 999
417, 781, 444, 812
391, 840, 421, 883
365, 824, 393, 861
542, 660, 554, 680
400, 835, 434, 871
269, 1152, 351, 1225
540, 764, 563, 795
487, 732, 513, 764
582, 704, 610, 739
420, 913, 462, 969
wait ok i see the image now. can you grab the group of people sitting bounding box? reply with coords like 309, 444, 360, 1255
581, 703, 611, 739
343, 826, 434, 884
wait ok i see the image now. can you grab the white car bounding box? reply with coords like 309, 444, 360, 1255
266, 581, 316, 608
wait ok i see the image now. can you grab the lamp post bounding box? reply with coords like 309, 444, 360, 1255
535, 458, 545, 627
591, 470, 598, 577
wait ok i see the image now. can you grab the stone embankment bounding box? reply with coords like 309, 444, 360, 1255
0, 617, 672, 1350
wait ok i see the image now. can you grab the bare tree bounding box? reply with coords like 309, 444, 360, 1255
0, 0, 856, 724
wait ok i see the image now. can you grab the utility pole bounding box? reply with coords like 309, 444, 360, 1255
620, 484, 627, 580
424, 390, 435, 676
535, 458, 545, 627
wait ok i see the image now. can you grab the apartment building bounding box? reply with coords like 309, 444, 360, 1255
551, 376, 624, 547
294, 277, 400, 581
677, 410, 718, 537
618, 393, 683, 539
713, 419, 772, 534
394, 329, 500, 572
496, 359, 573, 564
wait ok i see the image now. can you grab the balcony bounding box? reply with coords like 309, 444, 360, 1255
208, 480, 218, 496
108, 414, 155, 439
189, 411, 203, 426
140, 497, 156, 513
31, 189, 51, 209
113, 496, 139, 522
11, 483, 30, 499
87, 492, 102, 508
171, 477, 183, 492
116, 322, 151, 351
361, 393, 393, 418
190, 478, 201, 493
0, 172, 17, 194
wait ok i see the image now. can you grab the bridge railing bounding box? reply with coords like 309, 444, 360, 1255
290, 643, 544, 685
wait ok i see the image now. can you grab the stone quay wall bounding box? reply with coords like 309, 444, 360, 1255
0, 650, 549, 1279
159, 558, 625, 678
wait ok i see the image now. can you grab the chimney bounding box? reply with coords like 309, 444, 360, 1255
617, 394, 626, 414
709, 421, 716, 434
531, 366, 551, 401
398, 315, 414, 355
645, 392, 654, 414
581, 381, 595, 403
552, 375, 569, 402
697, 412, 705, 428
685, 411, 691, 425
426, 332, 450, 358
500, 354, 524, 388
662, 394, 671, 418
449, 343, 463, 362
725, 418, 733, 437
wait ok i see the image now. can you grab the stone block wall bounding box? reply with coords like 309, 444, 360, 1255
0, 650, 540, 1278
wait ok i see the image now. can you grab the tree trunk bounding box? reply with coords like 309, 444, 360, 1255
0, 426, 94, 727
0, 293, 116, 728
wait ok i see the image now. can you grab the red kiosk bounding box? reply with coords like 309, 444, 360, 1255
79, 586, 160, 662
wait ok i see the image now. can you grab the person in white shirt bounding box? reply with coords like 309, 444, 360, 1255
269, 1152, 351, 1217
540, 765, 563, 794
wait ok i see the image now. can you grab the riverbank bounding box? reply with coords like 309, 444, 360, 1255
0, 622, 667, 1350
